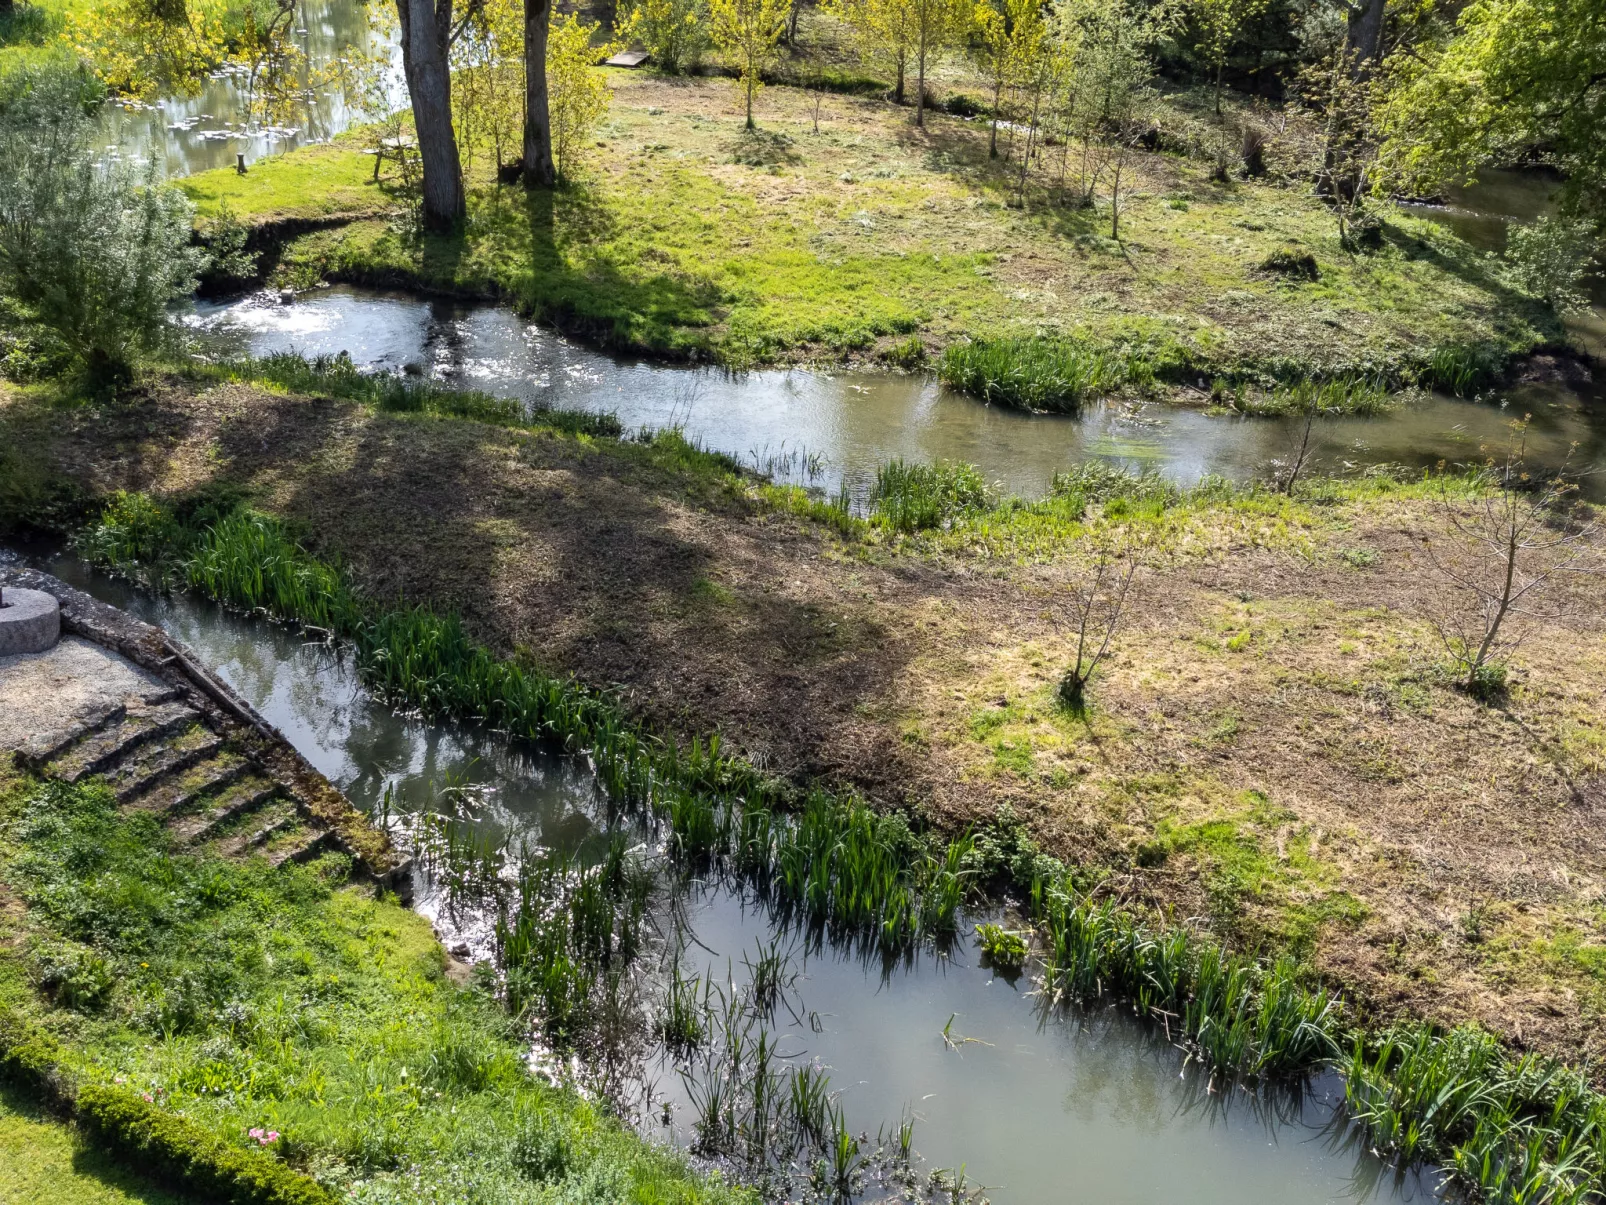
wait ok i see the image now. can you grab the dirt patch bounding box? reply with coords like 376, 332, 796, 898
5, 377, 1606, 1071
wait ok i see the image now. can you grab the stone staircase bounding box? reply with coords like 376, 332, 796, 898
22, 693, 336, 868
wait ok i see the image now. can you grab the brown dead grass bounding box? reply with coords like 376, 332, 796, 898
4, 376, 1605, 1071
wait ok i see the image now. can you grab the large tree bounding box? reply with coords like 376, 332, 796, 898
396, 0, 469, 229
1378, 0, 1606, 222
521, 0, 556, 186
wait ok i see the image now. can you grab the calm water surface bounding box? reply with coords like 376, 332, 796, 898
187, 285, 1606, 502
24, 551, 1448, 1205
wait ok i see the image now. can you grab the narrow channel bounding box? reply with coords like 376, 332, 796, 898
24, 547, 1450, 1204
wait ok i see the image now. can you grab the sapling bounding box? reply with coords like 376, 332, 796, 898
1057, 546, 1137, 711
1421, 419, 1600, 699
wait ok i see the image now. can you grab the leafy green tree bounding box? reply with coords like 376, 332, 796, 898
709, 0, 791, 128
547, 12, 617, 179
0, 64, 203, 387
1506, 217, 1600, 314
909, 0, 967, 126
623, 0, 709, 72
825, 0, 916, 102
1188, 0, 1269, 115
1378, 0, 1606, 224
973, 0, 1045, 157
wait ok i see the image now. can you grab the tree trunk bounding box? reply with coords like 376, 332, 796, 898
786, 0, 801, 46
989, 77, 1002, 158
397, 0, 466, 231
894, 59, 905, 105
522, 0, 556, 187
915, 32, 926, 127
1345, 0, 1386, 67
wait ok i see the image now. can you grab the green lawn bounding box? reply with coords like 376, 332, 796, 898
0, 1085, 191, 1204
0, 770, 748, 1205
180, 73, 1554, 377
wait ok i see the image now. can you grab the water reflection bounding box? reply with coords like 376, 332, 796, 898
101, 0, 389, 176
188, 285, 1606, 501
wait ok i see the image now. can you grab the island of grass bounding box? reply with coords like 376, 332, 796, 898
181, 71, 1558, 404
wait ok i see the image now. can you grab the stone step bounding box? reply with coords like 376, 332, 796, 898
268, 827, 336, 868
212, 798, 301, 858
46, 701, 203, 784
105, 728, 223, 803
166, 775, 279, 844
16, 703, 126, 768
125, 753, 250, 815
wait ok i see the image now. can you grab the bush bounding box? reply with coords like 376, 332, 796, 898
0, 61, 201, 388
1505, 216, 1599, 313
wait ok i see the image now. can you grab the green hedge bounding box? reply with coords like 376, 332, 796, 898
0, 1009, 332, 1205
76, 1085, 335, 1205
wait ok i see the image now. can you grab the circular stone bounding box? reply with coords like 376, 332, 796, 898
0, 587, 61, 656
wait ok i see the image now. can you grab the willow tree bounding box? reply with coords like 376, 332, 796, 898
709, 0, 791, 129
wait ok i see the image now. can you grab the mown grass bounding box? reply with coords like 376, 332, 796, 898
0, 772, 749, 1205
0, 1083, 190, 1205
67, 490, 1606, 1204
178, 139, 400, 226
176, 73, 1555, 377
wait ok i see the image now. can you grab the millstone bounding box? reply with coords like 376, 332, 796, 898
0, 587, 62, 656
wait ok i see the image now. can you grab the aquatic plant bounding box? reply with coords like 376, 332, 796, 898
1224, 375, 1395, 418
973, 923, 1028, 972
938, 336, 1167, 412
869, 459, 990, 533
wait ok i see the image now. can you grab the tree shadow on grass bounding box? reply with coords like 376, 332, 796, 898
514, 184, 729, 358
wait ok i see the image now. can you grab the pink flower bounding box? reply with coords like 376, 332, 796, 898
249, 1128, 264, 1139
141, 1093, 153, 1102
266, 1131, 280, 1143
113, 1076, 126, 1085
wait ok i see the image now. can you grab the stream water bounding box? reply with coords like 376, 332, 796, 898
186, 285, 1606, 503
22, 548, 1448, 1205
101, 0, 389, 177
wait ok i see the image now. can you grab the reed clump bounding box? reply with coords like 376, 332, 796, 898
869, 459, 989, 533
1220, 375, 1395, 418
938, 336, 1167, 413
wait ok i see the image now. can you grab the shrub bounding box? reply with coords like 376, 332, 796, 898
77, 1084, 336, 1205
0, 61, 202, 388
1505, 216, 1599, 313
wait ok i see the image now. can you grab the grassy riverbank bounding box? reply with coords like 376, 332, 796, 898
0, 759, 749, 1205
180, 73, 1556, 387
2, 368, 1602, 1084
